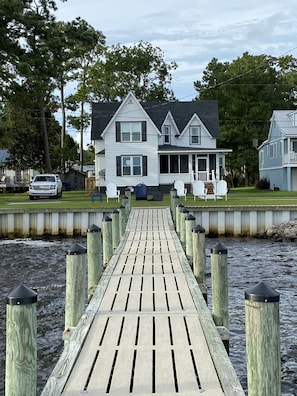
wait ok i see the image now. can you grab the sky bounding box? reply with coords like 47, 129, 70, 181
54, 0, 297, 145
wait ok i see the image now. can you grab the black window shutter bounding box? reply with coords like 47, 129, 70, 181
142, 121, 147, 141
142, 156, 147, 176
116, 122, 121, 142
116, 156, 121, 176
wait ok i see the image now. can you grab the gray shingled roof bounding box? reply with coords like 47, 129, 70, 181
91, 100, 220, 140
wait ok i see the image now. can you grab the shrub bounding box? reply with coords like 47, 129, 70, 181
255, 178, 270, 190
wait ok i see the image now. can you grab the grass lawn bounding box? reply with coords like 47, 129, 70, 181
1, 187, 297, 210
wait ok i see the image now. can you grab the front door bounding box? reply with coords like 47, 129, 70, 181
197, 156, 208, 181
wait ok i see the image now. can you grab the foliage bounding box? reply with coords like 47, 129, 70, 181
86, 41, 177, 101
255, 178, 270, 190
194, 53, 295, 185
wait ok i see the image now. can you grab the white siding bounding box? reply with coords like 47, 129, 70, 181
104, 100, 160, 187
178, 115, 216, 149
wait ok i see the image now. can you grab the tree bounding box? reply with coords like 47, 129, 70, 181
194, 53, 293, 185
86, 41, 177, 102
49, 18, 105, 159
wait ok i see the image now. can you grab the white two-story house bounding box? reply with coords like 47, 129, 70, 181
91, 92, 231, 192
258, 109, 297, 191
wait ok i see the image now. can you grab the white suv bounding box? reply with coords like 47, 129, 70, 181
29, 174, 63, 200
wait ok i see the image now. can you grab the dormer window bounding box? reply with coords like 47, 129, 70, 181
163, 125, 171, 144
190, 125, 201, 145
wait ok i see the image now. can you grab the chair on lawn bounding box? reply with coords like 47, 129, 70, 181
174, 180, 187, 201
192, 180, 207, 201
214, 180, 228, 200
106, 182, 120, 202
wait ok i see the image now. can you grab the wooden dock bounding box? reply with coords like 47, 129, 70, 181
42, 208, 244, 396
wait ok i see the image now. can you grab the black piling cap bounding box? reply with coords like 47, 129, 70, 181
122, 196, 128, 200
180, 207, 189, 213
112, 209, 119, 214
67, 243, 87, 255
6, 284, 37, 305
103, 215, 112, 222
87, 224, 101, 233
193, 224, 205, 233
177, 203, 184, 208
211, 242, 228, 254
118, 205, 125, 209
245, 282, 280, 303
186, 214, 195, 221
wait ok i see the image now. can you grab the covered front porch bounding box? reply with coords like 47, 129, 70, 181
158, 147, 231, 187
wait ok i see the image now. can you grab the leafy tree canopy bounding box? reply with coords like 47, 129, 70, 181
194, 52, 296, 185
86, 41, 178, 102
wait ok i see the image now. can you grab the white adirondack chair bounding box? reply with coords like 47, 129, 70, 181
192, 180, 207, 201
174, 180, 187, 201
214, 180, 228, 200
106, 182, 120, 202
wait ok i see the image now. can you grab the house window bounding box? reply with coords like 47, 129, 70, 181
190, 126, 201, 144
116, 121, 147, 142
116, 155, 147, 176
260, 150, 264, 165
122, 156, 141, 175
269, 143, 277, 158
163, 125, 171, 144
121, 122, 141, 142
292, 140, 297, 153
160, 154, 189, 173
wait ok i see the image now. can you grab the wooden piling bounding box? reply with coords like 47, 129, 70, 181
211, 242, 228, 328
6, 284, 37, 396
170, 187, 177, 218
185, 213, 196, 261
179, 207, 189, 246
175, 203, 184, 236
192, 225, 207, 300
87, 224, 102, 301
122, 195, 129, 218
102, 215, 113, 266
245, 282, 281, 396
111, 209, 120, 249
64, 243, 87, 343
118, 205, 126, 237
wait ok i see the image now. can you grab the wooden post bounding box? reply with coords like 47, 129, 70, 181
192, 225, 207, 300
245, 282, 281, 396
185, 213, 196, 261
179, 207, 189, 246
171, 194, 179, 225
211, 242, 229, 351
102, 215, 113, 267
125, 188, 131, 204
122, 195, 129, 218
87, 224, 102, 301
111, 209, 120, 249
170, 187, 177, 217
118, 205, 126, 237
175, 203, 184, 236
6, 285, 37, 396
64, 243, 87, 343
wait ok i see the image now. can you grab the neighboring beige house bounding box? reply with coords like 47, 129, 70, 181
91, 92, 231, 192
0, 149, 35, 192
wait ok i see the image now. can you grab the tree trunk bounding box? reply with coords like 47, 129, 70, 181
40, 106, 52, 173
80, 101, 84, 173
60, 83, 66, 173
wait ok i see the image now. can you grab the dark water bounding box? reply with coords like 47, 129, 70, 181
0, 237, 296, 395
